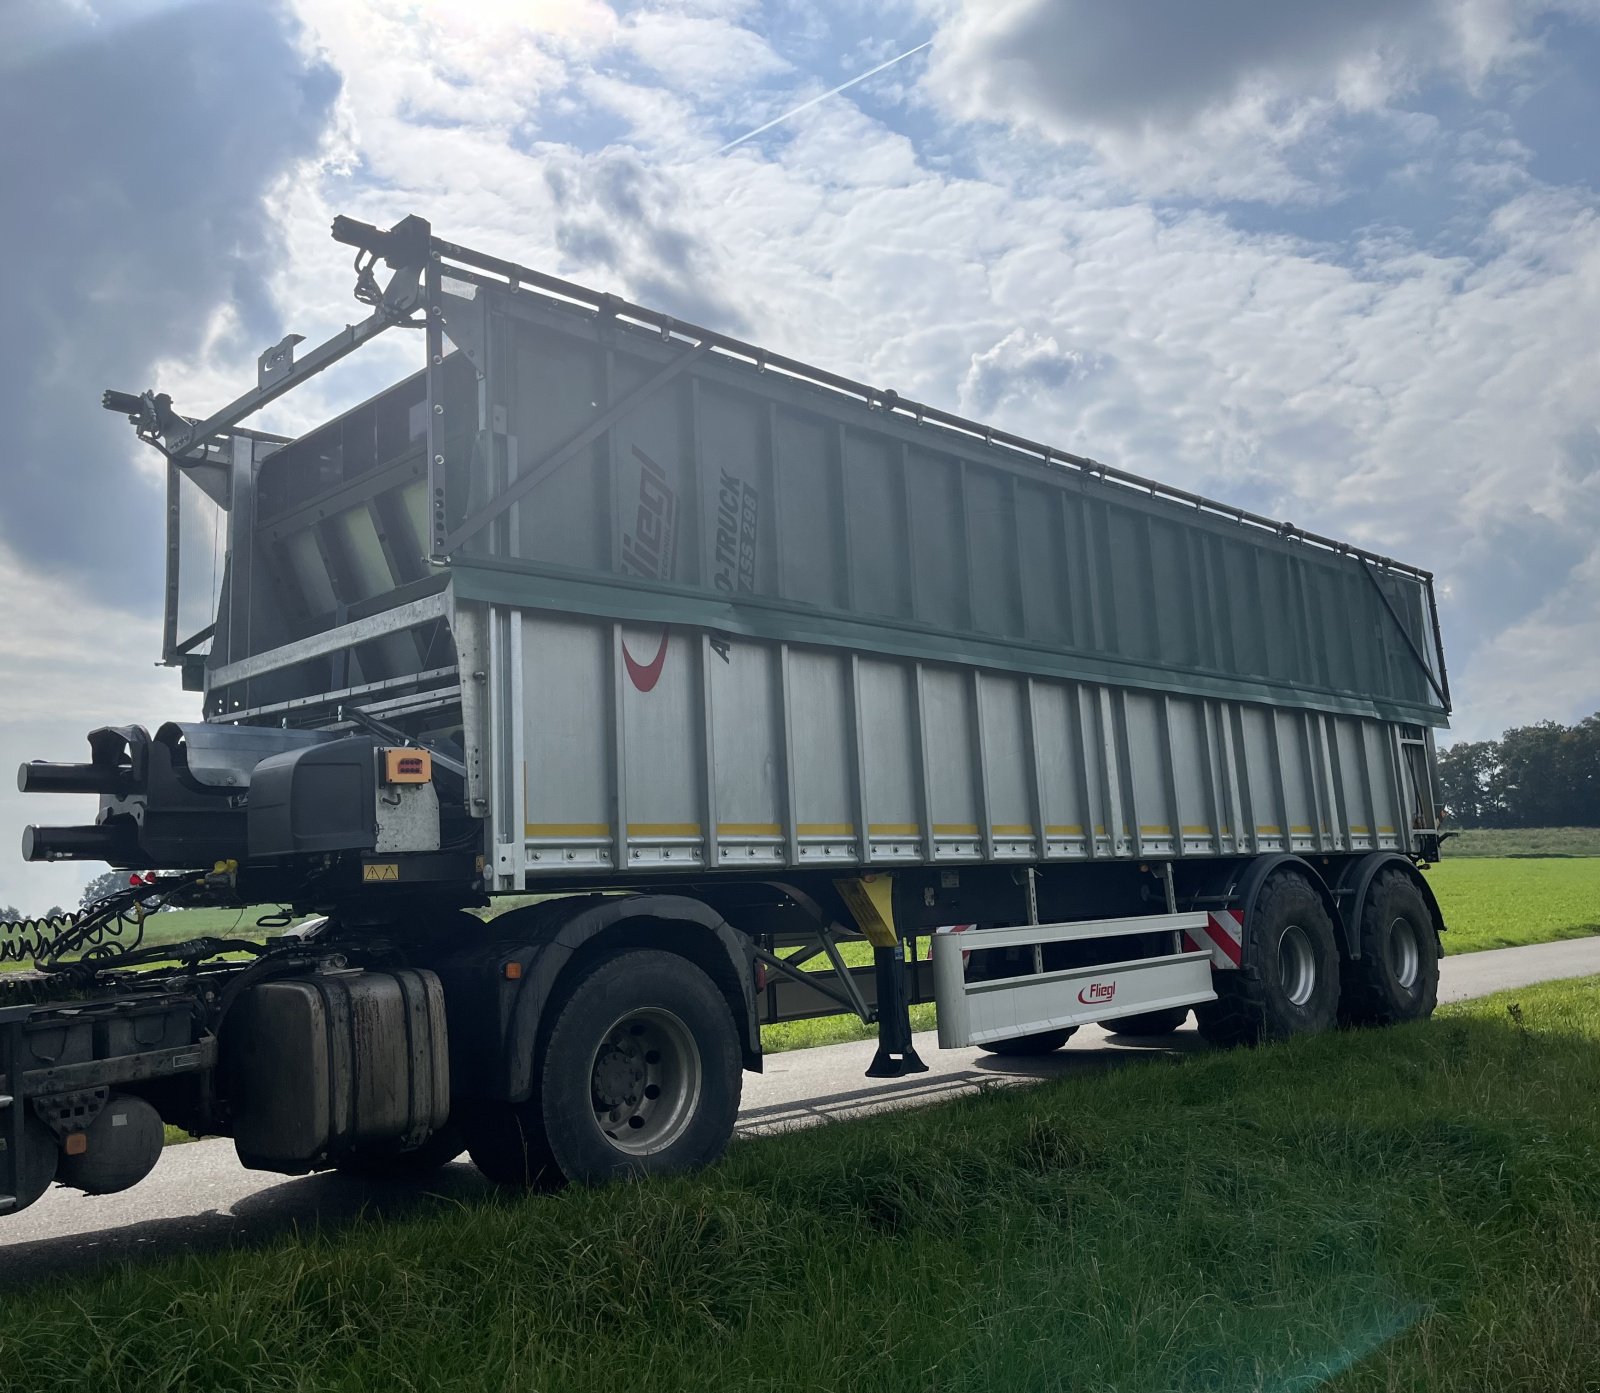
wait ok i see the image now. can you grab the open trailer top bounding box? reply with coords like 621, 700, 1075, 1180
2, 215, 1450, 1217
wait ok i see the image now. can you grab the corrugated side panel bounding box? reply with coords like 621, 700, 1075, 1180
436, 281, 1446, 728
478, 606, 1420, 888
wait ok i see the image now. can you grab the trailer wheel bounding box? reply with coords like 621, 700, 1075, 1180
978, 1027, 1077, 1056
1339, 869, 1440, 1026
1107, 1007, 1189, 1036
1196, 870, 1340, 1046
536, 950, 743, 1187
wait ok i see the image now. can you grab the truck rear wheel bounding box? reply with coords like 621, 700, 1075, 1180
1339, 869, 1439, 1026
1196, 870, 1340, 1047
978, 1027, 1077, 1056
535, 950, 743, 1187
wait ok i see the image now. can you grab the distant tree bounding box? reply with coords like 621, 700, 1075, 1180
1497, 721, 1579, 826
81, 870, 127, 908
43, 905, 66, 921
0, 905, 22, 923
1569, 714, 1600, 821
1440, 712, 1600, 829
1438, 740, 1498, 827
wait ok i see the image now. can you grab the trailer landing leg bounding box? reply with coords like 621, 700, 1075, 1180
866, 943, 927, 1078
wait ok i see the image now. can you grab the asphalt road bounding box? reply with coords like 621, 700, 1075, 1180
2, 937, 1596, 1288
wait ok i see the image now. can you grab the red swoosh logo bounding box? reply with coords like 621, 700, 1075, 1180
622, 630, 669, 692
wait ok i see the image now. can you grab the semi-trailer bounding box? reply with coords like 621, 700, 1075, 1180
1, 215, 1450, 1216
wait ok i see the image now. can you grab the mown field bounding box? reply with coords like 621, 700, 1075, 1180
1428, 856, 1600, 954
1, 975, 1596, 1392
1441, 826, 1600, 857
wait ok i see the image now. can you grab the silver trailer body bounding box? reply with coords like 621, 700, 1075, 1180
182, 233, 1447, 893
458, 607, 1429, 890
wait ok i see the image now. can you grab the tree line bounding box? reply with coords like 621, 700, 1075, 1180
1439, 714, 1600, 828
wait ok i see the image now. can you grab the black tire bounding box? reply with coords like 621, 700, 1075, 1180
337, 1123, 465, 1180
463, 1099, 562, 1190
1195, 871, 1341, 1047
1107, 1007, 1189, 1036
1339, 868, 1440, 1026
978, 1027, 1077, 1056
535, 949, 743, 1187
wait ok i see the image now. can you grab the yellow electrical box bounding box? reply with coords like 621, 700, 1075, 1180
381, 748, 432, 784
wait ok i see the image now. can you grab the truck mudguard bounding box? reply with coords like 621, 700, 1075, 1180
432, 895, 760, 1102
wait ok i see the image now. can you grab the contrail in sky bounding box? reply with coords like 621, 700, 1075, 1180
718, 40, 932, 154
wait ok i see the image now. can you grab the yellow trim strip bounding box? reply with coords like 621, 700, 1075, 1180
990, 824, 1033, 836
526, 822, 610, 838
627, 823, 702, 838
1378, 824, 1396, 834
1256, 824, 1282, 835
1045, 824, 1084, 836
717, 822, 782, 837
933, 823, 979, 836
1181, 825, 1213, 836
797, 823, 855, 837
1290, 824, 1313, 835
868, 822, 920, 836
1349, 824, 1371, 835
1139, 824, 1172, 836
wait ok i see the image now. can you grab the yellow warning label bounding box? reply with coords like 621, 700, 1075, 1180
363, 863, 400, 882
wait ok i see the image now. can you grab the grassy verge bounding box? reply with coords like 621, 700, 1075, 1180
1441, 826, 1600, 857
4, 976, 1598, 1392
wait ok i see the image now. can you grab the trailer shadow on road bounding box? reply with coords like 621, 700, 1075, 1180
0, 1161, 496, 1290
736, 1027, 1210, 1137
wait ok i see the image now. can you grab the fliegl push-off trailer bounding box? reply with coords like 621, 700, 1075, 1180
2, 216, 1450, 1216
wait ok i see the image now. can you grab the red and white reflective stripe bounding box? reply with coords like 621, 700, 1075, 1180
1182, 909, 1245, 968
947, 923, 976, 966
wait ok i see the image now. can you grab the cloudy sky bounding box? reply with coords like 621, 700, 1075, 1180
3, 0, 1599, 911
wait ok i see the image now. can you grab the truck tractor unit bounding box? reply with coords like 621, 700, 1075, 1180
1, 216, 1450, 1217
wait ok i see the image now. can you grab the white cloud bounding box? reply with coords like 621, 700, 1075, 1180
917, 0, 1573, 200
620, 10, 790, 91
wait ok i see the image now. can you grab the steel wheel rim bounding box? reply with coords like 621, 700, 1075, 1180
1278, 924, 1317, 1007
588, 1007, 702, 1157
1388, 916, 1421, 993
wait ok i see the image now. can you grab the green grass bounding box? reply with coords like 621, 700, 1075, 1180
3, 976, 1599, 1392
1441, 826, 1600, 857
1428, 857, 1600, 954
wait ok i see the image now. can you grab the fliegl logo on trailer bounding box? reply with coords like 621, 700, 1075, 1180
1078, 980, 1117, 1005
620, 444, 678, 583
620, 444, 678, 693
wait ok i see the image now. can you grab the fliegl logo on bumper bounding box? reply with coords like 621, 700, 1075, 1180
1078, 980, 1117, 1005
